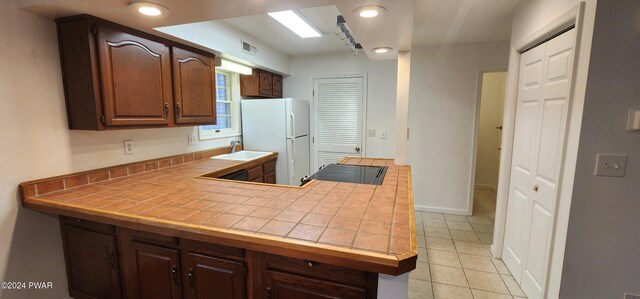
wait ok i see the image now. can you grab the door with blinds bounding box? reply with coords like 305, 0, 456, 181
312, 77, 364, 171
502, 28, 575, 299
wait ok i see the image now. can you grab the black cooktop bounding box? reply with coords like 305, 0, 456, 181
304, 164, 388, 185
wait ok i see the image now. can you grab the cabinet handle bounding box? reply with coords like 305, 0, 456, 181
171, 265, 178, 284
304, 259, 316, 268
187, 268, 195, 289
107, 251, 116, 270
266, 287, 272, 299
533, 185, 539, 192
164, 102, 169, 118
176, 103, 182, 118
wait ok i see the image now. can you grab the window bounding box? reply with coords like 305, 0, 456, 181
199, 70, 241, 139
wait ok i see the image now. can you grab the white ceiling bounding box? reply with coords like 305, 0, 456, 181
18, 0, 522, 60
220, 6, 349, 56
412, 0, 522, 46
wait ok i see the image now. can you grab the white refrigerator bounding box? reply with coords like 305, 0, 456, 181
241, 98, 310, 186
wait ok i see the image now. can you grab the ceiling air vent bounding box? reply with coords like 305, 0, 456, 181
241, 40, 257, 56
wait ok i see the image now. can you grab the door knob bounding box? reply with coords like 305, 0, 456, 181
355, 147, 361, 153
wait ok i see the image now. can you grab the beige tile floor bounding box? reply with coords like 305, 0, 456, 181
408, 188, 528, 299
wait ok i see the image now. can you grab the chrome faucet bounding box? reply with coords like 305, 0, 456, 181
230, 138, 242, 153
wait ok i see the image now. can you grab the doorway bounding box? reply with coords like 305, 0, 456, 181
311, 76, 366, 171
472, 71, 508, 220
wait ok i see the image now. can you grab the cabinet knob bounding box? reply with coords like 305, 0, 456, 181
533, 185, 539, 192
304, 259, 316, 268
164, 102, 169, 117
176, 103, 182, 118
171, 265, 178, 284
266, 287, 272, 299
187, 268, 195, 289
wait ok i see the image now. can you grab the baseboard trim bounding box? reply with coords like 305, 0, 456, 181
414, 205, 471, 216
475, 184, 497, 191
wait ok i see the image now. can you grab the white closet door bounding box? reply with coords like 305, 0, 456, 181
503, 28, 576, 299
313, 77, 364, 170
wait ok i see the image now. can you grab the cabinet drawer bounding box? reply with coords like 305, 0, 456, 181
60, 216, 114, 234
246, 165, 263, 181
264, 160, 276, 174
265, 254, 368, 286
184, 239, 245, 260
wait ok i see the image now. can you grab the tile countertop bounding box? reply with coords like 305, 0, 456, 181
19, 154, 417, 275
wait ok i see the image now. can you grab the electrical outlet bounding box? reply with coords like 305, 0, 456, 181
188, 135, 198, 146
367, 129, 376, 137
594, 154, 627, 177
380, 130, 387, 139
123, 140, 135, 155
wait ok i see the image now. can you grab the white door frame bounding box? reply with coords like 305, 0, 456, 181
468, 67, 508, 216
491, 3, 591, 298
310, 74, 368, 172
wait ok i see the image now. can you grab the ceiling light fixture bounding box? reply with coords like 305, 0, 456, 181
215, 58, 253, 75
129, 1, 170, 17
353, 6, 386, 18
372, 47, 392, 54
268, 10, 321, 38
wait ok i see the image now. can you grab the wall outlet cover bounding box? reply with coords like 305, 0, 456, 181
380, 130, 387, 139
188, 135, 198, 146
594, 153, 627, 177
123, 140, 135, 155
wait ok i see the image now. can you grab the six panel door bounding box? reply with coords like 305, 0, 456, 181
97, 25, 173, 126
502, 28, 576, 299
172, 47, 217, 125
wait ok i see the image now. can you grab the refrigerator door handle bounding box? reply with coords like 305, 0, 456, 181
290, 112, 295, 138
291, 138, 296, 165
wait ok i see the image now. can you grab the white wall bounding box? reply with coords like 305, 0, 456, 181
0, 3, 237, 298
474, 72, 507, 189
284, 53, 398, 159
560, 1, 640, 297
407, 42, 510, 215
156, 20, 291, 75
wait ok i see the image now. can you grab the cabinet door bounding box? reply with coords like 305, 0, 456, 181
61, 225, 121, 299
259, 71, 273, 96
97, 25, 173, 126
264, 172, 275, 184
272, 74, 283, 98
265, 271, 367, 299
172, 47, 217, 125
130, 242, 181, 299
183, 253, 245, 299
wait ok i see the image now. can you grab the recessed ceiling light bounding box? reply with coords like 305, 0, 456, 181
129, 2, 170, 17
372, 47, 392, 54
353, 6, 386, 18
268, 10, 322, 38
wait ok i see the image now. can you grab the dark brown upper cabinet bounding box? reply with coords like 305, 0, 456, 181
56, 15, 217, 130
98, 26, 173, 127
240, 69, 284, 98
172, 47, 217, 125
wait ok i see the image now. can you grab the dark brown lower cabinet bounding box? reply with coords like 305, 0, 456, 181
60, 217, 377, 299
265, 271, 367, 299
60, 224, 121, 299
130, 242, 181, 299
182, 253, 245, 299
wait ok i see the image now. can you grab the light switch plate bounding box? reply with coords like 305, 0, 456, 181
368, 129, 376, 137
594, 154, 627, 177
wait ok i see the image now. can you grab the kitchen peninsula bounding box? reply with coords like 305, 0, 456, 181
19, 147, 416, 299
